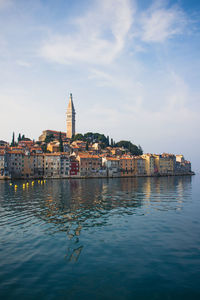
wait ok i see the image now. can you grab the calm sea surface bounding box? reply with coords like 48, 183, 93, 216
0, 175, 200, 300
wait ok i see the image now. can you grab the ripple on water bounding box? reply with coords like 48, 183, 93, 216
0, 176, 200, 299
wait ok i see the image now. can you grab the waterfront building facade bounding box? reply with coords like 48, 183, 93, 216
134, 157, 146, 176
102, 157, 120, 177
7, 150, 24, 179
44, 153, 61, 178
77, 153, 102, 176
60, 154, 70, 177
69, 156, 79, 176
142, 154, 155, 176
153, 154, 175, 175
0, 150, 6, 177
120, 157, 135, 177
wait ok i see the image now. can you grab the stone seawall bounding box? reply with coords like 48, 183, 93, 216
1, 172, 195, 180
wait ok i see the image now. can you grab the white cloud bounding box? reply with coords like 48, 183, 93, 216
140, 2, 187, 42
40, 0, 134, 64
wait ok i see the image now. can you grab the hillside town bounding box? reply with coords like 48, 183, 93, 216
0, 94, 193, 180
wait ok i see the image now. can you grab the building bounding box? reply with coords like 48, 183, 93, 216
0, 140, 9, 147
71, 140, 86, 151
44, 153, 61, 178
175, 155, 192, 174
102, 157, 120, 177
120, 156, 136, 176
38, 130, 66, 142
63, 142, 71, 153
153, 154, 175, 175
0, 150, 9, 177
66, 93, 76, 139
60, 153, 70, 177
142, 154, 155, 176
6, 150, 24, 179
18, 140, 34, 149
47, 141, 60, 153
77, 153, 102, 176
69, 156, 79, 176
134, 157, 146, 176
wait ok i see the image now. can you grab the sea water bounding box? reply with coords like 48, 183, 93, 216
0, 175, 200, 299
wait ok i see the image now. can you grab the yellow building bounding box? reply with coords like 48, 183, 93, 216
120, 157, 136, 177
142, 154, 155, 176
47, 141, 60, 153
153, 154, 175, 175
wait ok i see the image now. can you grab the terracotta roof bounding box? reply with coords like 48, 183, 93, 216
78, 153, 100, 159
7, 151, 24, 154
44, 153, 61, 156
105, 157, 120, 161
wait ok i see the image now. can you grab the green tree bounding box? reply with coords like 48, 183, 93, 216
11, 132, 15, 147
44, 134, 54, 144
115, 140, 143, 155
72, 133, 85, 141
17, 133, 21, 143
107, 136, 110, 146
138, 145, 143, 155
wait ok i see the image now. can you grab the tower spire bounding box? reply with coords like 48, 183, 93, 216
66, 93, 76, 139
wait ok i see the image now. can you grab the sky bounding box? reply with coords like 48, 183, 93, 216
0, 0, 200, 171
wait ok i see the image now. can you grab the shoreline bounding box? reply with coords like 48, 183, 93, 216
0, 172, 195, 181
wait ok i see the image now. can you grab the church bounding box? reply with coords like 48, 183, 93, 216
38, 93, 76, 141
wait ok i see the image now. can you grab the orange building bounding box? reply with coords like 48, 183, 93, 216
77, 153, 102, 176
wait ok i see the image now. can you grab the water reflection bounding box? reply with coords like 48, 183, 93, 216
0, 176, 192, 261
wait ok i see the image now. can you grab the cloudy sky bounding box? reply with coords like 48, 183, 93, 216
0, 0, 200, 170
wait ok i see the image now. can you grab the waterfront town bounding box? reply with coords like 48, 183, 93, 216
0, 94, 193, 180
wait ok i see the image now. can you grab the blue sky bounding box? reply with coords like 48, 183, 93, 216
0, 0, 200, 170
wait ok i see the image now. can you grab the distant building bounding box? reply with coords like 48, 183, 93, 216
44, 153, 61, 178
120, 157, 135, 177
0, 140, 9, 147
6, 150, 24, 179
77, 153, 102, 176
60, 153, 70, 178
38, 130, 66, 142
47, 141, 60, 153
66, 93, 76, 139
102, 157, 120, 177
63, 142, 71, 153
134, 157, 146, 176
142, 154, 155, 176
153, 154, 175, 175
69, 156, 79, 176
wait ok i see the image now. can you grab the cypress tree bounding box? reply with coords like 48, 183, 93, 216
107, 136, 110, 146
11, 132, 15, 147
18, 133, 21, 143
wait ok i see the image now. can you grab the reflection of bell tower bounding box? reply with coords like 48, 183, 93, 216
66, 93, 76, 139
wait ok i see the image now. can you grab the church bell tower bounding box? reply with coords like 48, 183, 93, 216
66, 93, 76, 139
